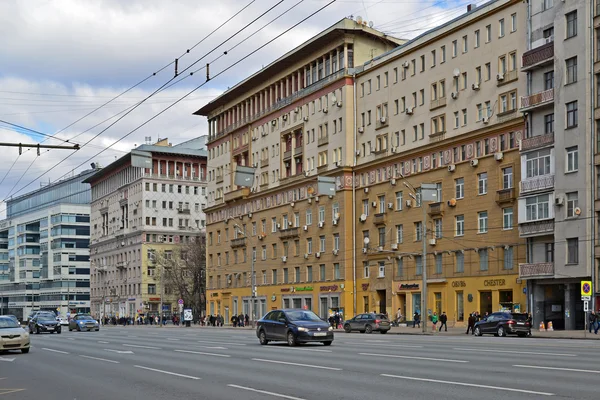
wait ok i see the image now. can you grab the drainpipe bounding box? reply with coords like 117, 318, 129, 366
589, 2, 596, 313
352, 69, 358, 316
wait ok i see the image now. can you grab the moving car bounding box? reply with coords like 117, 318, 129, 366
5, 315, 19, 325
474, 312, 531, 337
256, 309, 333, 346
69, 314, 99, 332
56, 316, 69, 326
0, 316, 30, 353
29, 314, 61, 334
343, 313, 391, 334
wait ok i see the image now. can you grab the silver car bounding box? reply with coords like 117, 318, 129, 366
0, 316, 30, 353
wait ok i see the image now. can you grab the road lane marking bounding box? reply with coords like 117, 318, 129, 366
381, 374, 554, 396
104, 349, 134, 354
342, 342, 423, 348
0, 389, 25, 395
174, 349, 231, 357
134, 365, 201, 380
0, 358, 15, 362
197, 340, 246, 346
79, 355, 120, 364
228, 384, 305, 400
205, 346, 227, 349
454, 348, 577, 357
262, 346, 332, 353
123, 344, 162, 349
66, 338, 75, 341
252, 358, 342, 371
98, 341, 110, 344
42, 348, 69, 354
514, 365, 600, 374
360, 353, 468, 363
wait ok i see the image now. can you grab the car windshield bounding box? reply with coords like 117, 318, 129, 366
38, 317, 56, 322
78, 315, 94, 320
285, 310, 322, 322
0, 318, 19, 328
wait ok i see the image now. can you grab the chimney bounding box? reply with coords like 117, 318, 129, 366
467, 4, 475, 12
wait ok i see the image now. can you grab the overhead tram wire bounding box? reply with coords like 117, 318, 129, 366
4, 0, 283, 200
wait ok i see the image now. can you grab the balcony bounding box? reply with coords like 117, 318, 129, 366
177, 207, 190, 215
318, 136, 329, 147
283, 150, 292, 160
496, 69, 518, 86
260, 158, 269, 168
519, 262, 554, 279
224, 187, 250, 203
429, 96, 446, 111
522, 41, 554, 71
373, 213, 387, 225
519, 219, 554, 237
520, 88, 554, 112
428, 202, 443, 216
294, 146, 303, 157
495, 188, 516, 204
279, 227, 299, 239
376, 117, 389, 129
143, 172, 206, 182
519, 175, 554, 194
520, 133, 554, 152
216, 174, 224, 184
230, 238, 246, 248
116, 261, 127, 270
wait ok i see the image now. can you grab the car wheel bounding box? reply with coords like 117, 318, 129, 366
50, 330, 54, 334
380, 330, 388, 334
474, 326, 482, 336
57, 329, 61, 334
95, 328, 100, 332
21, 348, 30, 354
36, 327, 41, 334
343, 324, 351, 333
517, 333, 526, 337
77, 325, 81, 332
287, 331, 297, 347
497, 326, 506, 337
322, 341, 332, 346
365, 325, 373, 334
258, 330, 269, 345
68, 326, 72, 332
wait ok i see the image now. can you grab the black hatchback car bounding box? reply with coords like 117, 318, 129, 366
474, 312, 531, 337
29, 314, 61, 334
343, 313, 391, 334
256, 309, 333, 346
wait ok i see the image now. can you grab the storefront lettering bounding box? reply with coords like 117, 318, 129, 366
484, 279, 506, 287
398, 283, 420, 290
149, 297, 161, 301
280, 288, 291, 292
295, 286, 313, 292
320, 285, 338, 292
452, 281, 466, 288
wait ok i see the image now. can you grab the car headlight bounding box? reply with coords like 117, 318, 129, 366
328, 326, 333, 331
297, 327, 308, 332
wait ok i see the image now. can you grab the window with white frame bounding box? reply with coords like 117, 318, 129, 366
504, 246, 514, 269
478, 211, 488, 233
479, 248, 488, 270
415, 222, 423, 241
455, 251, 464, 272
566, 146, 578, 172
503, 207, 513, 230
306, 209, 312, 225
271, 217, 277, 232
333, 234, 340, 250
306, 238, 313, 254
526, 149, 551, 178
455, 215, 465, 236
455, 178, 465, 199
318, 206, 325, 223
566, 192, 578, 218
396, 224, 403, 243
319, 235, 326, 252
395, 191, 403, 210
525, 194, 550, 221
478, 172, 487, 195
364, 261, 370, 278
378, 261, 385, 278
434, 219, 442, 239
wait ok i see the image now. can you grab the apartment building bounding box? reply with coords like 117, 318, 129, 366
515, 0, 596, 330
353, 0, 527, 323
0, 170, 93, 320
196, 19, 404, 320
86, 138, 207, 320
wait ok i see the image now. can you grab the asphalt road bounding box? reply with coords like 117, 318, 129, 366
1, 326, 597, 399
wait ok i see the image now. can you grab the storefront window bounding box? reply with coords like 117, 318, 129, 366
456, 292, 464, 321
434, 292, 442, 315
499, 290, 514, 311
412, 293, 421, 316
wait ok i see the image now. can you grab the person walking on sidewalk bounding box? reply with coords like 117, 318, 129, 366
589, 311, 597, 333
439, 311, 448, 332
431, 312, 438, 332
395, 308, 403, 326
466, 312, 475, 335
413, 311, 420, 328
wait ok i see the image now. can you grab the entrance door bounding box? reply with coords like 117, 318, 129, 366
377, 290, 386, 314
320, 297, 328, 318
412, 293, 421, 316
480, 291, 492, 316
397, 294, 406, 321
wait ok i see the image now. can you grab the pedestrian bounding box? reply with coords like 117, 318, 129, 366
439, 311, 448, 332
466, 312, 475, 334
589, 311, 597, 333
413, 311, 420, 328
431, 312, 438, 332
239, 313, 245, 327
231, 315, 238, 327
395, 308, 403, 326
245, 314, 249, 326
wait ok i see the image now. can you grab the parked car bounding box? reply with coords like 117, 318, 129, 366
343, 313, 391, 334
256, 309, 333, 346
29, 314, 61, 334
0, 316, 30, 353
56, 316, 69, 326
474, 312, 531, 337
69, 314, 100, 332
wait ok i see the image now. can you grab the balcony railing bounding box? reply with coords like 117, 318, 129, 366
519, 262, 554, 278
428, 202, 443, 216
283, 150, 292, 160
224, 187, 250, 203
497, 69, 518, 86
495, 188, 516, 204
260, 158, 269, 168
520, 88, 554, 110
294, 146, 303, 157
230, 238, 246, 248
373, 213, 387, 225
279, 227, 299, 239
177, 207, 190, 214
143, 172, 206, 182
519, 219, 554, 237
216, 174, 224, 184
429, 96, 447, 111
520, 133, 554, 152
519, 175, 554, 193
522, 41, 554, 70
318, 136, 329, 146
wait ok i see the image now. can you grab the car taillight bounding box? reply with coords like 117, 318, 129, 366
507, 320, 515, 325
375, 319, 381, 324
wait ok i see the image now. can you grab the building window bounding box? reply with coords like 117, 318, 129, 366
455, 215, 465, 236
479, 248, 488, 271
567, 238, 578, 264
435, 254, 443, 274
486, 24, 491, 42
502, 166, 513, 189
566, 57, 577, 84
566, 101, 578, 128
478, 211, 488, 233
566, 192, 578, 218
306, 209, 312, 225
452, 40, 457, 57
306, 238, 312, 254
396, 257, 404, 277
455, 252, 464, 272
415, 222, 423, 241
503, 207, 513, 230
474, 30, 480, 48
525, 194, 550, 221
307, 266, 313, 282
462, 35, 468, 53
320, 264, 326, 280
378, 261, 385, 278
503, 246, 514, 270
415, 256, 422, 275
478, 172, 487, 195
319, 235, 326, 252
544, 113, 554, 134
499, 18, 505, 37
511, 13, 517, 32
566, 11, 577, 39
566, 146, 578, 172
396, 224, 403, 243
434, 219, 442, 239
542, 0, 553, 10
526, 149, 551, 179
544, 71, 554, 90
364, 262, 370, 278
455, 178, 464, 199
395, 191, 403, 210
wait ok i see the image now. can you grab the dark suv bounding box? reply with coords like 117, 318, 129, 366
474, 312, 531, 337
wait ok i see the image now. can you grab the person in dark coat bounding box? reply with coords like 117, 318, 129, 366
466, 312, 475, 334
439, 312, 448, 332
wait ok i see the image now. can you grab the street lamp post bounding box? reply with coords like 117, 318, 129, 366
234, 224, 256, 327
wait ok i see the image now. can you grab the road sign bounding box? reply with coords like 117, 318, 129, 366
178, 303, 184, 312
582, 296, 591, 301
178, 299, 184, 305
584, 301, 590, 312
581, 281, 592, 297
183, 308, 193, 321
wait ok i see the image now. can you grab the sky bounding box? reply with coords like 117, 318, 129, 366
0, 0, 481, 216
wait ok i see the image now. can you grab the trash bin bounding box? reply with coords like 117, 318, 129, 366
185, 321, 191, 327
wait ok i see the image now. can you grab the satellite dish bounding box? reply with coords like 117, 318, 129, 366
363, 237, 370, 245
356, 15, 363, 24
453, 68, 461, 77
368, 21, 373, 28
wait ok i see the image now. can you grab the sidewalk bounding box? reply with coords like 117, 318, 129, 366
104, 324, 600, 339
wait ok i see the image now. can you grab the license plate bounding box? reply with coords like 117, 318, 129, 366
516, 322, 524, 325
314, 332, 327, 337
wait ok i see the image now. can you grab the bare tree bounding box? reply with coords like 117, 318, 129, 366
153, 235, 206, 321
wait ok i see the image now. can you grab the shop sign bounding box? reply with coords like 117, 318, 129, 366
295, 286, 313, 292
483, 279, 506, 287
452, 281, 466, 288
320, 285, 338, 292
127, 297, 136, 301
149, 297, 160, 301
280, 288, 291, 292
398, 283, 420, 290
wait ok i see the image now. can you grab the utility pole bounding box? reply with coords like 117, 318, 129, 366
159, 262, 164, 328
419, 183, 438, 334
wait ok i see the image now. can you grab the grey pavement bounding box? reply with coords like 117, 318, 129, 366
1, 325, 598, 399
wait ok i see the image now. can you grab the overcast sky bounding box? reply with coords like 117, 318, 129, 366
0, 0, 478, 214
